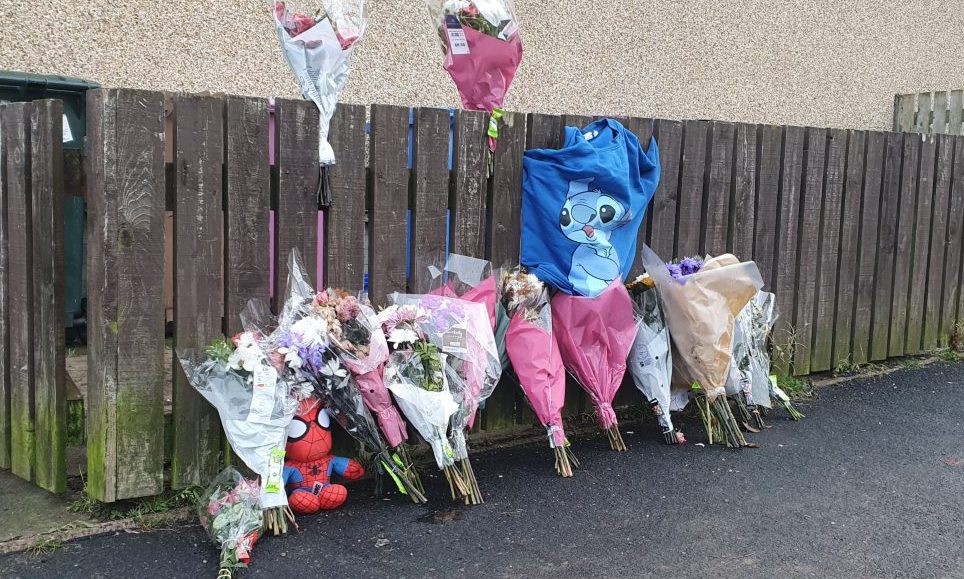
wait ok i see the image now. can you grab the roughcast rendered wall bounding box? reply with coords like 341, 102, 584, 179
2, 0, 963, 130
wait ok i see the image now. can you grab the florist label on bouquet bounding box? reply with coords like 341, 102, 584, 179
441, 327, 468, 355
445, 15, 470, 55
248, 365, 278, 424
635, 343, 654, 368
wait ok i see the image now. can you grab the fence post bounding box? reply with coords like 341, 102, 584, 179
0, 104, 12, 470
86, 89, 166, 501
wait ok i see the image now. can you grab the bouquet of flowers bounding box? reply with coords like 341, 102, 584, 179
273, 1, 366, 203
639, 245, 763, 448
379, 302, 468, 499
625, 274, 684, 444
178, 333, 311, 535
500, 267, 578, 477
551, 279, 638, 452
197, 467, 263, 579
725, 290, 775, 429
390, 291, 501, 504
423, 0, 523, 151
267, 251, 425, 501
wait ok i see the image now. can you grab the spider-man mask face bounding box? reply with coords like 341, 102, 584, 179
285, 400, 333, 463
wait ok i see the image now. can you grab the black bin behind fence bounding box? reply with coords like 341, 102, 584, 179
1, 88, 963, 501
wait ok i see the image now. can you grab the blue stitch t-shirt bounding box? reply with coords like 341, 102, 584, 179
521, 118, 661, 297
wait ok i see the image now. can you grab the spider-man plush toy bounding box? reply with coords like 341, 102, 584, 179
283, 400, 365, 514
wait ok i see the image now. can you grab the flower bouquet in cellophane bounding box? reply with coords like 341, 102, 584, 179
499, 267, 578, 477
423, 0, 523, 151
390, 291, 501, 504
198, 467, 263, 579
639, 245, 763, 448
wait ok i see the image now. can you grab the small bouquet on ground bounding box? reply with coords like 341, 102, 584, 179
197, 467, 263, 579
379, 303, 467, 499
500, 267, 578, 477
423, 0, 523, 151
551, 280, 638, 452
269, 251, 425, 502
273, 1, 366, 204
179, 332, 310, 535
625, 274, 685, 444
726, 290, 777, 430
639, 245, 764, 448
390, 291, 501, 504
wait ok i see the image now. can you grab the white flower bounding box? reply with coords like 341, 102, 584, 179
387, 327, 419, 346
227, 335, 263, 372
320, 358, 348, 379
291, 316, 328, 348
277, 346, 303, 370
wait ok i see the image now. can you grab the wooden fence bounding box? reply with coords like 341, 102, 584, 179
894, 90, 964, 134
2, 88, 964, 500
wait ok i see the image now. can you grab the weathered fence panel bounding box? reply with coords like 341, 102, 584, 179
86, 89, 166, 502
368, 105, 409, 306
872, 133, 903, 361
411, 108, 450, 291
894, 90, 964, 135
794, 127, 827, 375
324, 104, 367, 290
924, 134, 953, 350
773, 126, 804, 372
833, 130, 865, 367
852, 132, 885, 364
890, 136, 920, 358
812, 129, 847, 372
943, 137, 964, 338
0, 104, 9, 470
648, 120, 682, 262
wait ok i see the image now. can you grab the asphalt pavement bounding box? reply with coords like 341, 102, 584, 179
2, 363, 963, 579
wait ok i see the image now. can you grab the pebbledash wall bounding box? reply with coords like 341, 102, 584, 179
3, 0, 964, 131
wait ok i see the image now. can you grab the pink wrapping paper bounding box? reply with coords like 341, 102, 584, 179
551, 280, 638, 430
505, 314, 567, 447
430, 275, 497, 329
444, 26, 522, 114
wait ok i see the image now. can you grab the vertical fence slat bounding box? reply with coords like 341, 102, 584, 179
871, 133, 904, 361
4, 103, 33, 481
754, 125, 783, 289
29, 100, 66, 493
833, 130, 866, 367
411, 108, 451, 291
793, 127, 827, 375
648, 119, 682, 260
325, 104, 368, 290
915, 93, 931, 134
853, 132, 885, 364
895, 94, 916, 133
924, 134, 953, 349
948, 91, 963, 136
941, 136, 964, 337
274, 99, 320, 298
704, 121, 734, 256
368, 105, 410, 306
773, 126, 804, 372
731, 123, 757, 258
485, 111, 527, 430
623, 117, 654, 262
225, 97, 270, 334
811, 128, 846, 372
676, 120, 708, 257
906, 134, 936, 354
450, 110, 488, 258
86, 89, 166, 501
889, 135, 920, 357
0, 104, 8, 469
171, 95, 225, 488
933, 92, 948, 135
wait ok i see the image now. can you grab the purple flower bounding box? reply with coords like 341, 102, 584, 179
665, 262, 683, 280
679, 256, 704, 276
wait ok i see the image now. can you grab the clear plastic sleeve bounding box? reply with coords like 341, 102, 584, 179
627, 286, 675, 433
725, 291, 777, 409
197, 467, 263, 570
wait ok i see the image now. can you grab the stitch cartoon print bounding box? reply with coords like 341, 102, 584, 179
560, 178, 628, 296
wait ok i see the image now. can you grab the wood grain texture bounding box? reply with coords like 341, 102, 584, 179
730, 123, 757, 259
754, 125, 783, 290
811, 128, 846, 372
171, 95, 225, 488
622, 116, 654, 268
871, 132, 904, 361
895, 94, 915, 133
704, 121, 734, 256
933, 92, 948, 135
915, 93, 931, 134
450, 110, 488, 258
675, 120, 708, 257
833, 130, 866, 367
923, 134, 953, 349
948, 91, 963, 136
488, 111, 527, 266
3, 103, 33, 481
648, 119, 682, 261
941, 136, 964, 337
85, 89, 166, 501
325, 104, 367, 290
888, 134, 920, 357
0, 104, 9, 468
773, 126, 804, 373
852, 132, 885, 364
905, 134, 936, 353
368, 105, 410, 306
29, 100, 66, 493
410, 108, 450, 292
793, 127, 827, 376
274, 99, 320, 300
224, 96, 270, 335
